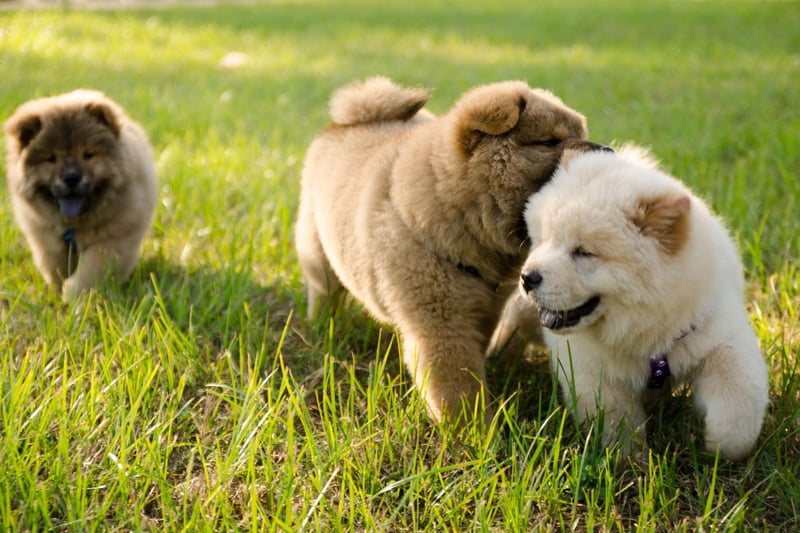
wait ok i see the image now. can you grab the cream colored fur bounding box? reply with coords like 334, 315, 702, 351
517, 145, 769, 460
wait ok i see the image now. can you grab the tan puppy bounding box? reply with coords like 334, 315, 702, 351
518, 145, 769, 460
4, 90, 158, 301
296, 76, 608, 426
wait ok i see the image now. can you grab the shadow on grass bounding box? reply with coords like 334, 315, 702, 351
100, 254, 297, 371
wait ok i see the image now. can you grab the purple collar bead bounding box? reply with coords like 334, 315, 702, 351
648, 354, 671, 389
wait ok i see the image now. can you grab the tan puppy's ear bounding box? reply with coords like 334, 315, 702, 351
453, 81, 529, 153
85, 101, 121, 137
633, 194, 691, 255
4, 112, 42, 151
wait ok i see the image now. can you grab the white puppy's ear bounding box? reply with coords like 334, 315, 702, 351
452, 81, 529, 153
633, 194, 691, 254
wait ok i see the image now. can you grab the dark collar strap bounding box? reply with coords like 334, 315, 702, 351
455, 262, 481, 278
455, 261, 501, 292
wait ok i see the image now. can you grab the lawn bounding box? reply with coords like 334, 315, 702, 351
1, 0, 798, 531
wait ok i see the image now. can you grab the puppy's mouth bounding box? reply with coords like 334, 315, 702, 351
57, 196, 87, 218
538, 296, 600, 330
39, 184, 103, 218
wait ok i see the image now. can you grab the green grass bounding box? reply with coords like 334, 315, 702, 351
1, 0, 798, 530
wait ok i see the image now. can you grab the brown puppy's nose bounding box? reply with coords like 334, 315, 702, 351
521, 270, 542, 293
62, 170, 82, 188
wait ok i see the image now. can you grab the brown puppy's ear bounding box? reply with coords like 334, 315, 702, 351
85, 101, 121, 137
5, 112, 43, 151
453, 81, 529, 153
633, 194, 691, 255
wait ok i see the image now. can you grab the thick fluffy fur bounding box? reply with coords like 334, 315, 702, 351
296, 76, 607, 426
517, 145, 768, 460
4, 89, 157, 301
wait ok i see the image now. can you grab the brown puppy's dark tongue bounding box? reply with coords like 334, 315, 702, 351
58, 196, 85, 218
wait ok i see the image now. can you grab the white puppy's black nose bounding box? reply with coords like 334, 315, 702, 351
521, 270, 542, 293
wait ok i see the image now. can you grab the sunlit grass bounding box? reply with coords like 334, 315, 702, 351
1, 0, 798, 530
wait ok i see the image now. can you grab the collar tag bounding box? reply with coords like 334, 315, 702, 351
648, 355, 671, 389
62, 229, 77, 253
646, 324, 696, 389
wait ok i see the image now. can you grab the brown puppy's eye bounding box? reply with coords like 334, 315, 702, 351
46, 155, 57, 163
83, 152, 95, 161
539, 139, 561, 147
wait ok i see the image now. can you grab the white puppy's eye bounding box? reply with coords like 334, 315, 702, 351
572, 246, 596, 259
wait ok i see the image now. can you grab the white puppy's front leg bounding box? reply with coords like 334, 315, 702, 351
487, 291, 542, 356
557, 357, 647, 455
692, 342, 769, 461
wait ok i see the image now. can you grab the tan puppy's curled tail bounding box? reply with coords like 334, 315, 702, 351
329, 76, 431, 126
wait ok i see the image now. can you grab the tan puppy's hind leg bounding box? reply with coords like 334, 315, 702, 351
295, 197, 342, 318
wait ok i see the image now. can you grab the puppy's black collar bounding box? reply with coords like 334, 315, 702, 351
455, 262, 499, 292
456, 262, 481, 278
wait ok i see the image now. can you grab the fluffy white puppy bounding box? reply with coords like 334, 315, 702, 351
517, 145, 769, 460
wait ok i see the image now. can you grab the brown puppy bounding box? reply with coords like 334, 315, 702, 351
4, 89, 157, 301
296, 77, 606, 427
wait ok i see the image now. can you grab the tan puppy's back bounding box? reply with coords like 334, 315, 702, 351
298, 77, 435, 320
